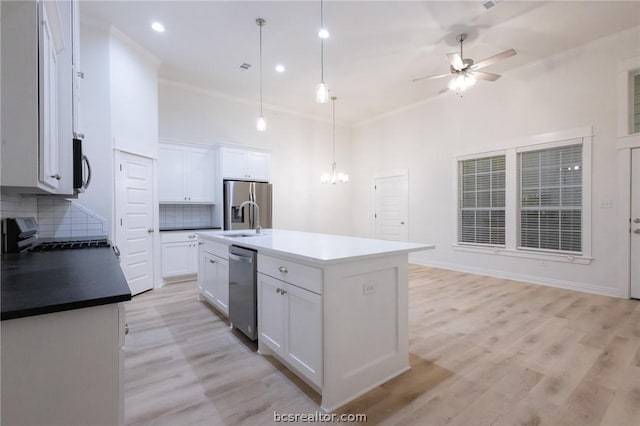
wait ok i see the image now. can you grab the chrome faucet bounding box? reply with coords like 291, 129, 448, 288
239, 200, 262, 234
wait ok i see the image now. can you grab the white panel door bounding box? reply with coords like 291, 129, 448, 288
631, 149, 640, 299
258, 274, 285, 356
158, 144, 186, 202
375, 174, 408, 241
187, 148, 215, 202
284, 283, 323, 387
116, 152, 154, 296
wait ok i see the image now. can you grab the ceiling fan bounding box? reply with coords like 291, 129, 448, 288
413, 33, 517, 95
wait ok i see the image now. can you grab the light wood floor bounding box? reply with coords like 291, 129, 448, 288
124, 265, 640, 426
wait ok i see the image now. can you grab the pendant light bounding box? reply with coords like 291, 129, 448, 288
256, 18, 266, 131
315, 0, 329, 103
321, 97, 349, 184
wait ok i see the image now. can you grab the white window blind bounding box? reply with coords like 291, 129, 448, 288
459, 155, 505, 245
518, 144, 582, 253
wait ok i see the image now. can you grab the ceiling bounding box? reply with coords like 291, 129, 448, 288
81, 1, 640, 125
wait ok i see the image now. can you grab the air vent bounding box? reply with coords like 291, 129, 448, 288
482, 0, 502, 10
239, 63, 252, 70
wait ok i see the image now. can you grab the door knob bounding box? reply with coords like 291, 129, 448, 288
147, 228, 154, 233
400, 221, 405, 225
634, 218, 640, 224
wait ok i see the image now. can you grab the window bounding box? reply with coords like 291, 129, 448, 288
458, 155, 505, 246
455, 127, 591, 263
518, 144, 582, 253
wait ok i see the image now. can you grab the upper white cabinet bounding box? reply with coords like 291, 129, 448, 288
1, 0, 76, 195
220, 147, 270, 181
158, 142, 215, 203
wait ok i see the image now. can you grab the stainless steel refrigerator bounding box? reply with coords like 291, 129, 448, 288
223, 180, 273, 231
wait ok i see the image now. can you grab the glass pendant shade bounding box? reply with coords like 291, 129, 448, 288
320, 97, 348, 184
448, 72, 477, 94
256, 116, 266, 132
316, 82, 329, 103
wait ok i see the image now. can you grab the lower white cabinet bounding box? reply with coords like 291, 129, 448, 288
1, 303, 125, 426
258, 272, 322, 387
198, 240, 229, 315
160, 232, 198, 278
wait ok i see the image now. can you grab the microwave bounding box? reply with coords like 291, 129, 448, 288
73, 138, 91, 193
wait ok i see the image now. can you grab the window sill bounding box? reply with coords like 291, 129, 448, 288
452, 244, 593, 265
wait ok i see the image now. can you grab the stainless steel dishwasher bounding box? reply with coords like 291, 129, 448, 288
228, 245, 258, 340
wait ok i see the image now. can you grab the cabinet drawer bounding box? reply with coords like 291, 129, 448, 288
161, 231, 198, 243
201, 239, 229, 259
258, 254, 322, 294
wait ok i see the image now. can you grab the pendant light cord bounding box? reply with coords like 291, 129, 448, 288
332, 97, 336, 163
320, 0, 324, 83
259, 21, 264, 115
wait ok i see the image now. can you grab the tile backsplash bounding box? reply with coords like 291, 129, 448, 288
160, 204, 214, 229
37, 198, 106, 238
0, 192, 38, 219
0, 192, 106, 239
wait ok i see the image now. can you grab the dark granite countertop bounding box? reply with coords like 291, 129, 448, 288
1, 247, 132, 321
159, 226, 221, 232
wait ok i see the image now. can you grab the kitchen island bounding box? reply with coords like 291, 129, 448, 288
197, 229, 434, 412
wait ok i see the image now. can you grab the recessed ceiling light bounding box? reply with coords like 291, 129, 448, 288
275, 64, 285, 73
151, 22, 165, 33
318, 28, 330, 39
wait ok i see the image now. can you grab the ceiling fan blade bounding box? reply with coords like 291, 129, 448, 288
447, 53, 464, 71
471, 71, 501, 81
412, 72, 450, 82
471, 49, 517, 70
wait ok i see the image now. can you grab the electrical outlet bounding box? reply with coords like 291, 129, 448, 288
363, 283, 376, 296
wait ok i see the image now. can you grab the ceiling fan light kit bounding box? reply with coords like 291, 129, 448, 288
413, 32, 517, 96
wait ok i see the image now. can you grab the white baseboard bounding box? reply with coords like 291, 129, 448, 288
410, 258, 622, 299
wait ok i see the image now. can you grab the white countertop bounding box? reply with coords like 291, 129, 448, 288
196, 229, 434, 265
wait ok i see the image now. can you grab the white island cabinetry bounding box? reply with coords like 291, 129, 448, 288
197, 229, 433, 412
258, 254, 323, 387
198, 239, 229, 316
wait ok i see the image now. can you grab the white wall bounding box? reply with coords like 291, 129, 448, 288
158, 81, 353, 235
350, 27, 640, 297
109, 28, 159, 159
76, 19, 112, 235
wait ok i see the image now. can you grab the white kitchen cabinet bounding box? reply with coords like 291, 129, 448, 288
220, 147, 270, 181
1, 303, 125, 426
158, 142, 215, 203
160, 232, 198, 278
1, 0, 75, 195
198, 240, 229, 315
258, 272, 323, 387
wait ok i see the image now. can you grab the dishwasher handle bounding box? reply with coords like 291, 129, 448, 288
229, 253, 254, 264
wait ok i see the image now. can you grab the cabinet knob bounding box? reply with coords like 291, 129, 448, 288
50, 174, 62, 180
198, 242, 204, 245
634, 218, 640, 224
188, 234, 196, 239
281, 289, 287, 295
147, 228, 154, 233
209, 259, 216, 264
278, 266, 288, 273
276, 288, 281, 294
634, 229, 640, 234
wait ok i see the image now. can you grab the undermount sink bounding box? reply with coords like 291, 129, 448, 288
225, 233, 259, 238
